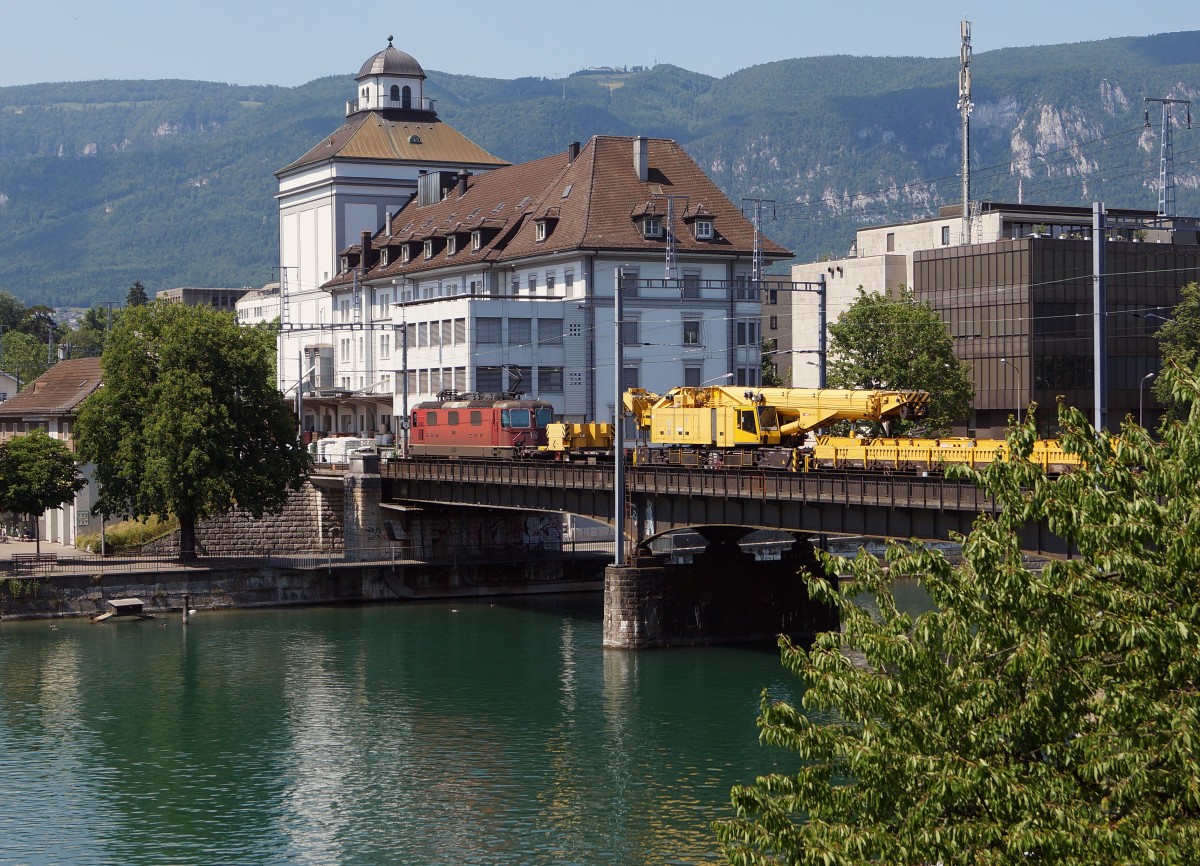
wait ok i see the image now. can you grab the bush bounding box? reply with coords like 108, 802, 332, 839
76, 516, 179, 553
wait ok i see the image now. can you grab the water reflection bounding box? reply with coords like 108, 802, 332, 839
0, 600, 803, 865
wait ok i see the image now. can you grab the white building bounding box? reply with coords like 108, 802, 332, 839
0, 358, 101, 545
275, 38, 509, 399
278, 41, 791, 439
235, 282, 282, 326
308, 134, 791, 438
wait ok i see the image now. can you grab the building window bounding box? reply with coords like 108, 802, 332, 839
682, 269, 701, 299
539, 367, 564, 392
509, 318, 532, 346
423, 239, 434, 259
528, 274, 537, 294
622, 366, 640, 389
684, 367, 702, 387
769, 315, 778, 330
565, 270, 574, 292
621, 320, 639, 346
380, 334, 390, 358
735, 319, 759, 347
619, 268, 639, 297
546, 271, 556, 292
694, 219, 713, 240
642, 217, 662, 238
401, 245, 411, 263
447, 235, 457, 255
511, 275, 520, 295
476, 317, 502, 344
941, 225, 951, 246
402, 85, 412, 109
477, 367, 503, 391
471, 230, 482, 251
683, 320, 701, 346
535, 220, 548, 241
886, 232, 895, 252
539, 318, 563, 345
390, 85, 400, 102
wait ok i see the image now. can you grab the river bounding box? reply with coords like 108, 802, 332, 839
0, 594, 834, 865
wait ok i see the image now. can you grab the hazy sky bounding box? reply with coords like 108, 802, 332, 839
0, 0, 1190, 88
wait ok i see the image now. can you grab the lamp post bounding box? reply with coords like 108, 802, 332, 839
700, 373, 733, 387
1140, 371, 1157, 429
1000, 357, 1022, 426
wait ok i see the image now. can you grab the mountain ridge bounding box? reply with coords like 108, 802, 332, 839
1, 30, 1197, 306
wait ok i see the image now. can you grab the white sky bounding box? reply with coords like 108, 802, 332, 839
0, 0, 1191, 88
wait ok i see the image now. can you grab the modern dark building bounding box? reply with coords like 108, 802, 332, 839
914, 204, 1200, 435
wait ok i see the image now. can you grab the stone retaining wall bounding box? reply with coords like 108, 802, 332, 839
0, 557, 607, 621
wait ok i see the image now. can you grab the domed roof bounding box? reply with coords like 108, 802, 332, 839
356, 37, 426, 81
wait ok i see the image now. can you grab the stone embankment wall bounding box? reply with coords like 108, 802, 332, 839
0, 558, 607, 621
138, 482, 345, 556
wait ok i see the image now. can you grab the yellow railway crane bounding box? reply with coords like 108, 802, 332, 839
623, 385, 930, 468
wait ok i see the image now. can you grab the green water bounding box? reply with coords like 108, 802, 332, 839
0, 596, 817, 865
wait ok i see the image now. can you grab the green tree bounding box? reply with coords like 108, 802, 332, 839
1152, 281, 1200, 422
715, 386, 1200, 865
762, 339, 785, 387
125, 280, 149, 307
0, 330, 51, 389
826, 288, 974, 435
75, 303, 308, 560
0, 429, 86, 555
62, 306, 119, 359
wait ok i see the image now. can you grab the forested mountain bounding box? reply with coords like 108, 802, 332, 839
1, 31, 1197, 306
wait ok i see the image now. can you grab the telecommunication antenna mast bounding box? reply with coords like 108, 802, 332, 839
1144, 97, 1192, 218
958, 19, 973, 244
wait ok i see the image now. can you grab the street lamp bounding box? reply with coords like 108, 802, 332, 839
1000, 357, 1022, 426
700, 372, 734, 387
1140, 371, 1157, 429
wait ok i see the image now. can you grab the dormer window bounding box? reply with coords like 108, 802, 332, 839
535, 220, 549, 242
379, 248, 389, 266
401, 244, 411, 263
341, 255, 351, 272
447, 235, 458, 256
423, 239, 434, 260
642, 217, 662, 238
471, 230, 482, 251
694, 219, 714, 240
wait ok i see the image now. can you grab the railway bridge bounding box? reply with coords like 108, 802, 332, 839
379, 458, 1066, 648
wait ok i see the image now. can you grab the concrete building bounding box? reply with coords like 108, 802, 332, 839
235, 282, 282, 326
275, 38, 509, 399
156, 286, 251, 310
0, 358, 101, 545
309, 134, 790, 439
786, 202, 1200, 436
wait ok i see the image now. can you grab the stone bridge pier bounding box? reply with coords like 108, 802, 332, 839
602, 530, 837, 649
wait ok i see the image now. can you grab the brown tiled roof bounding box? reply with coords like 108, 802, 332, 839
323, 135, 791, 288
0, 358, 101, 417
278, 111, 509, 175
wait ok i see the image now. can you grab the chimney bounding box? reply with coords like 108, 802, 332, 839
360, 230, 373, 270
633, 136, 648, 182
457, 170, 470, 196
568, 141, 580, 163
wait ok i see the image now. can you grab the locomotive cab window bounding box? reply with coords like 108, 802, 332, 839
737, 409, 757, 434
535, 407, 553, 428
470, 410, 483, 425
502, 409, 532, 428
757, 406, 780, 431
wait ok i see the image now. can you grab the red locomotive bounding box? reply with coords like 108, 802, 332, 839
409, 391, 555, 458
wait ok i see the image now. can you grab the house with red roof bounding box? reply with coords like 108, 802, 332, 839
278, 41, 791, 440
0, 358, 101, 545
